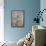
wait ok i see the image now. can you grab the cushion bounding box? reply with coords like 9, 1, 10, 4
17, 37, 25, 46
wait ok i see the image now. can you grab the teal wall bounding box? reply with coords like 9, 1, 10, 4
40, 0, 46, 27
4, 0, 40, 42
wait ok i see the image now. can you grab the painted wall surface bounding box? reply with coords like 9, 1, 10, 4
4, 0, 40, 42
40, 0, 46, 27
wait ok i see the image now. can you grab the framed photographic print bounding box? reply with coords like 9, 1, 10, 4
11, 10, 25, 27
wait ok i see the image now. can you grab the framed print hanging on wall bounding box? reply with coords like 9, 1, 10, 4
11, 10, 25, 27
